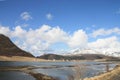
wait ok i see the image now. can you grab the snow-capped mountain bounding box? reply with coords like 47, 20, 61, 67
70, 48, 100, 55
69, 48, 120, 57
103, 51, 120, 57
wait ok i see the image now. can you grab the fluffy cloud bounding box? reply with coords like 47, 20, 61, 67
13, 25, 68, 54
92, 27, 120, 37
88, 36, 120, 54
0, 24, 89, 56
88, 36, 120, 49
20, 12, 32, 21
0, 25, 11, 36
0, 24, 120, 56
12, 26, 27, 38
46, 13, 53, 20
68, 30, 88, 48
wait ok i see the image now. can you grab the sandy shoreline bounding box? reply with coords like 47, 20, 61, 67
0, 56, 51, 62
0, 56, 110, 62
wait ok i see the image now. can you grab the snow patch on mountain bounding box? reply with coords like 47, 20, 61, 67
69, 48, 120, 57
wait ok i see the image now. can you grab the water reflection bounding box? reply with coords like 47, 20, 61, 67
0, 61, 117, 80
0, 71, 35, 80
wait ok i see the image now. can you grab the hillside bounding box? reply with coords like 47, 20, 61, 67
37, 53, 118, 60
38, 54, 85, 60
70, 48, 120, 57
0, 34, 34, 57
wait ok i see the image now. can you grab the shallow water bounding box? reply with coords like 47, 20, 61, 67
0, 61, 117, 80
0, 71, 35, 80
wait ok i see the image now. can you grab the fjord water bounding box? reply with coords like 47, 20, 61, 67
0, 61, 117, 80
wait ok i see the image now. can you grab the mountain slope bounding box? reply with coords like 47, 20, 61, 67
70, 48, 120, 58
37, 54, 85, 60
37, 53, 118, 60
0, 34, 34, 57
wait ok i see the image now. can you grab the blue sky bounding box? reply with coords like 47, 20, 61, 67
0, 0, 120, 30
0, 0, 120, 56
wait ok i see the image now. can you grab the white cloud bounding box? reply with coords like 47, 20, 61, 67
0, 25, 68, 56
88, 36, 120, 49
1, 24, 120, 56
0, 25, 11, 36
20, 12, 32, 21
0, 24, 89, 56
46, 13, 53, 20
12, 26, 27, 38
67, 30, 88, 48
92, 27, 120, 37
44, 26, 68, 43
88, 36, 120, 54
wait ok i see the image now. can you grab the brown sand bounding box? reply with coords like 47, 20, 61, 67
0, 56, 48, 62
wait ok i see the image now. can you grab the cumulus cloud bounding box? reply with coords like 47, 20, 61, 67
46, 13, 53, 20
12, 26, 27, 38
0, 25, 11, 36
88, 36, 120, 49
20, 12, 32, 21
67, 30, 88, 48
0, 24, 120, 56
88, 36, 120, 54
92, 27, 120, 37
0, 25, 69, 56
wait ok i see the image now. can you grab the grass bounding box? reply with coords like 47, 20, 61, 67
84, 65, 120, 80
0, 56, 47, 62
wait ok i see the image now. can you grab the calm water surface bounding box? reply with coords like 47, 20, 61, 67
0, 61, 117, 80
0, 71, 35, 80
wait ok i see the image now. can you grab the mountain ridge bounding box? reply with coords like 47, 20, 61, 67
69, 48, 120, 58
0, 34, 34, 57
37, 53, 119, 60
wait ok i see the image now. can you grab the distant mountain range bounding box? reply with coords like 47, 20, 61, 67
38, 48, 120, 60
0, 34, 34, 57
69, 48, 120, 57
37, 53, 119, 60
0, 34, 119, 61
